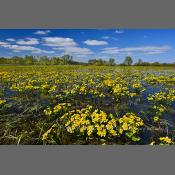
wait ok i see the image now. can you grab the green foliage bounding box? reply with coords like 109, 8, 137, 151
123, 56, 133, 66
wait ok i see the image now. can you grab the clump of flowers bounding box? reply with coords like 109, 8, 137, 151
148, 89, 175, 117
130, 81, 145, 98
150, 136, 174, 145
112, 83, 129, 101
60, 105, 144, 143
0, 99, 6, 105
132, 82, 141, 89
117, 113, 144, 142
103, 79, 114, 87
42, 123, 58, 141
44, 102, 71, 119
60, 105, 118, 138
159, 137, 174, 145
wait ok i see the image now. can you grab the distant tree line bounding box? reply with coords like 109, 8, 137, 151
0, 55, 175, 66
119, 56, 175, 66
88, 58, 116, 66
133, 58, 175, 66
0, 55, 116, 66
0, 55, 84, 65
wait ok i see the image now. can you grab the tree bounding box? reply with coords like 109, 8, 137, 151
39, 56, 50, 65
0, 57, 7, 64
123, 56, 133, 66
50, 57, 60, 65
108, 58, 116, 66
24, 55, 37, 65
135, 59, 143, 66
152, 62, 160, 66
61, 55, 73, 65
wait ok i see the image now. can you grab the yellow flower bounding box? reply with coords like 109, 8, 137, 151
42, 124, 57, 140
159, 137, 173, 144
130, 93, 137, 97
122, 123, 128, 130
43, 107, 52, 116
97, 127, 106, 137
67, 126, 73, 133
53, 104, 62, 113
0, 99, 6, 105
109, 129, 118, 136
87, 125, 94, 136
103, 79, 113, 87
80, 126, 86, 133
119, 128, 123, 134
153, 116, 159, 122
132, 83, 141, 89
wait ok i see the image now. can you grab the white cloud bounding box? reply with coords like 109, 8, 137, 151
43, 37, 77, 47
101, 36, 110, 39
16, 38, 39, 45
0, 41, 8, 45
101, 45, 171, 55
43, 37, 93, 56
115, 29, 124, 34
6, 38, 15, 42
0, 41, 54, 54
101, 36, 118, 41
84, 40, 108, 46
34, 30, 51, 35
54, 46, 93, 55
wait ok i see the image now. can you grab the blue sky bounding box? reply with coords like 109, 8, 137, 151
0, 29, 175, 63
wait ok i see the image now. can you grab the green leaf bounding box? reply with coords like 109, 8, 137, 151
131, 136, 140, 142
125, 132, 133, 138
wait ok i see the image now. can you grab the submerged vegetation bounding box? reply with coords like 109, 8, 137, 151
0, 65, 175, 145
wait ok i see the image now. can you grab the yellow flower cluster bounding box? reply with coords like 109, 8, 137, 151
42, 123, 58, 140
145, 74, 175, 86
132, 82, 141, 89
153, 104, 166, 113
53, 103, 71, 113
159, 137, 173, 144
113, 84, 129, 97
148, 89, 175, 116
60, 105, 144, 142
103, 79, 114, 87
148, 90, 175, 103
1, 65, 175, 145
44, 103, 71, 117
0, 99, 6, 105
118, 113, 144, 140
61, 105, 118, 137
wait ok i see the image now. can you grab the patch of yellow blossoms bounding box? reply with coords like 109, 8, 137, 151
0, 99, 6, 105
60, 105, 144, 141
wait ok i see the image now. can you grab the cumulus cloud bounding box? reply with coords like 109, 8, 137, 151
101, 45, 171, 55
34, 30, 51, 35
43, 37, 77, 47
115, 29, 124, 34
16, 38, 39, 45
6, 38, 15, 42
0, 41, 54, 54
43, 37, 93, 56
101, 36, 118, 41
84, 40, 108, 46
0, 41, 8, 45
54, 46, 93, 55
101, 36, 110, 40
